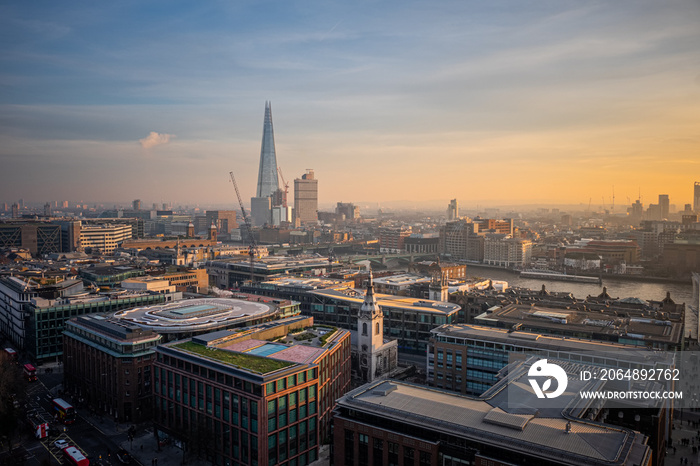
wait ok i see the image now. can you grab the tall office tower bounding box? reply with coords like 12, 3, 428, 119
659, 194, 669, 219
447, 198, 459, 221
294, 169, 318, 224
695, 182, 700, 213
256, 101, 279, 198
132, 199, 141, 211
251, 101, 280, 225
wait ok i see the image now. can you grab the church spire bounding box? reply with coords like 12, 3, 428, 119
359, 270, 381, 318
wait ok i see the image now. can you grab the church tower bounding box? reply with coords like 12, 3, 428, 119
428, 262, 449, 302
357, 271, 384, 381
208, 222, 217, 242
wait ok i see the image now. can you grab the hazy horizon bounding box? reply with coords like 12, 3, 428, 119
2, 1, 699, 208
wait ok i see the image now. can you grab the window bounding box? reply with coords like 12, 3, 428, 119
362, 323, 368, 335
376, 322, 380, 335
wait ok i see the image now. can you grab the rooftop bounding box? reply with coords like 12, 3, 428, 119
112, 297, 280, 333
432, 324, 674, 365
339, 378, 649, 465
474, 302, 683, 344
310, 287, 460, 315
173, 341, 294, 375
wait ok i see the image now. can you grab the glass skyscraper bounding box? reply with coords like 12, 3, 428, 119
256, 101, 280, 198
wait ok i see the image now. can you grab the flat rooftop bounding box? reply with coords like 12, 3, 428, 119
475, 303, 683, 344
113, 297, 278, 333
339, 379, 648, 465
432, 324, 674, 365
310, 287, 461, 315
172, 341, 295, 375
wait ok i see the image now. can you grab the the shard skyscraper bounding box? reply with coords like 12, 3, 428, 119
251, 101, 280, 225
256, 101, 280, 198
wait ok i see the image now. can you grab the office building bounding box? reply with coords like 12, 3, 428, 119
207, 210, 238, 234
483, 235, 533, 267
0, 221, 62, 256
251, 196, 271, 227
428, 323, 676, 396
695, 182, 700, 213
659, 194, 669, 219
133, 199, 141, 211
294, 170, 318, 224
112, 296, 299, 342
333, 375, 652, 466
378, 227, 412, 253
439, 220, 483, 261
79, 223, 133, 254
153, 316, 351, 465
206, 255, 332, 288
63, 315, 161, 423
251, 102, 280, 226
335, 202, 359, 221
446, 198, 459, 221
0, 275, 178, 361
243, 277, 461, 356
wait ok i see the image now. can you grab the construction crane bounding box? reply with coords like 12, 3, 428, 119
277, 166, 289, 208
229, 171, 257, 283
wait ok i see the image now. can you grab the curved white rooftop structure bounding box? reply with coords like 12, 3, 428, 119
113, 297, 277, 334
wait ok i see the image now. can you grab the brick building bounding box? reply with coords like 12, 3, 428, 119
63, 315, 161, 423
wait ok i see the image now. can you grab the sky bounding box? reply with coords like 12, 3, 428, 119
1, 0, 699, 210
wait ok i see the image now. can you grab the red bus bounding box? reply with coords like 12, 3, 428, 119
26, 412, 49, 439
23, 363, 37, 381
52, 398, 76, 424
62, 446, 89, 466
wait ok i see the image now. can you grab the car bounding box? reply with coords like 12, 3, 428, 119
116, 448, 132, 464
53, 439, 69, 450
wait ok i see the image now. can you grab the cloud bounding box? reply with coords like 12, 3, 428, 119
139, 131, 174, 148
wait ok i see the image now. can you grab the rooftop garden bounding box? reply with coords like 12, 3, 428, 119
174, 341, 294, 375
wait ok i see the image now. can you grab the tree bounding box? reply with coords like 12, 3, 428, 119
0, 359, 27, 451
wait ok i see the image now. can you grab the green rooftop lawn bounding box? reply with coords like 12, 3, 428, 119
174, 341, 294, 374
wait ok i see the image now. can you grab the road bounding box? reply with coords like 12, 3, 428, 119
18, 364, 128, 466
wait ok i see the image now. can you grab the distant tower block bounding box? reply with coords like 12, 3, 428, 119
447, 199, 459, 221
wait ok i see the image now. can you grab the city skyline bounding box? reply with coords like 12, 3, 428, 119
1, 1, 699, 206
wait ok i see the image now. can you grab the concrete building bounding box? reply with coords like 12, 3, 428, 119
251, 196, 272, 227
335, 202, 359, 221
694, 181, 700, 213
404, 234, 440, 254
333, 376, 652, 466
379, 227, 412, 253
206, 210, 238, 234
659, 194, 670, 219
0, 221, 62, 256
446, 198, 459, 221
79, 223, 133, 254
63, 315, 161, 423
0, 275, 178, 361
294, 170, 318, 224
121, 276, 176, 293
153, 316, 350, 465
483, 235, 533, 267
439, 220, 484, 262
206, 255, 332, 288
